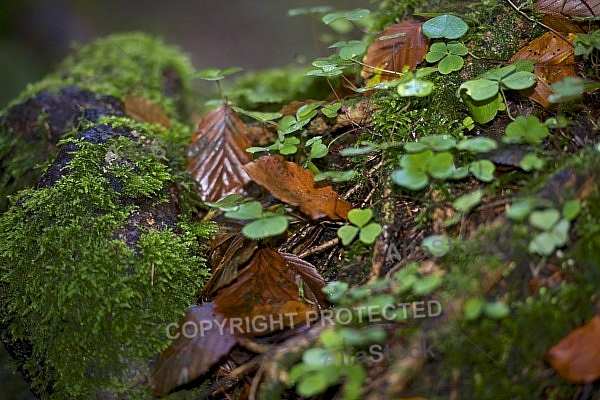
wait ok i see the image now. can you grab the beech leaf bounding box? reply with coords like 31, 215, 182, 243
187, 103, 253, 202
153, 303, 237, 395
361, 20, 429, 81
535, 0, 600, 18
243, 155, 352, 220
124, 94, 170, 128
509, 32, 578, 107
213, 248, 328, 334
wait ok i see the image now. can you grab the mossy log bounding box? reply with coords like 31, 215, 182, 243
0, 33, 213, 399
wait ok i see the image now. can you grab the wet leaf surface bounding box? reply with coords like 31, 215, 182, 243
361, 20, 429, 81
243, 155, 352, 220
187, 103, 252, 202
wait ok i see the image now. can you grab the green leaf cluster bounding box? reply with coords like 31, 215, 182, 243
337, 208, 382, 245
573, 29, 600, 60
503, 115, 549, 145
463, 298, 510, 320
224, 201, 293, 239
426, 42, 468, 74
391, 134, 496, 190
506, 198, 581, 256
459, 61, 536, 124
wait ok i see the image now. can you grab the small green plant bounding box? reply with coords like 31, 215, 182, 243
573, 29, 600, 60
459, 60, 536, 124
463, 297, 510, 320
246, 102, 331, 164
391, 134, 496, 190
223, 200, 294, 239
503, 115, 549, 145
426, 42, 469, 74
422, 14, 469, 40
337, 208, 382, 245
547, 76, 600, 103
506, 197, 581, 256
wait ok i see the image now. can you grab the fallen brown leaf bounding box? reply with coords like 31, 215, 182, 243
361, 20, 429, 81
546, 315, 600, 383
509, 32, 578, 107
124, 94, 171, 128
153, 303, 237, 395
243, 155, 352, 220
214, 248, 328, 335
187, 103, 253, 202
535, 0, 600, 18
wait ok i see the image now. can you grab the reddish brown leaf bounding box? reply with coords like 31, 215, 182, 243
214, 248, 327, 336
509, 32, 578, 107
187, 103, 253, 202
124, 94, 171, 128
361, 20, 429, 81
243, 155, 352, 220
153, 303, 237, 395
546, 315, 600, 383
536, 0, 600, 18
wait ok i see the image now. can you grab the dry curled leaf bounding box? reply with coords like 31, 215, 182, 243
509, 32, 578, 107
124, 94, 170, 128
361, 20, 429, 81
546, 315, 600, 383
153, 303, 237, 396
187, 103, 252, 202
243, 155, 352, 220
536, 0, 600, 18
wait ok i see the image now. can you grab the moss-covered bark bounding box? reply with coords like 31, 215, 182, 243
0, 33, 213, 398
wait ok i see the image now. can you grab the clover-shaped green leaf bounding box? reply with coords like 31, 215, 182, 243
422, 14, 468, 39
468, 160, 495, 182
242, 214, 291, 239
322, 102, 342, 118
348, 208, 374, 227
359, 223, 383, 244
420, 134, 457, 151
562, 200, 581, 221
314, 170, 356, 183
397, 78, 434, 97
529, 209, 560, 231
504, 115, 549, 145
426, 42, 468, 74
224, 201, 263, 220
453, 190, 483, 213
391, 169, 429, 190
519, 153, 544, 171
456, 137, 497, 153
194, 66, 243, 81
427, 152, 455, 179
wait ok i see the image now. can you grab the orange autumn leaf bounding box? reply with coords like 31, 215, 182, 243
509, 32, 578, 107
213, 248, 328, 336
124, 94, 170, 128
361, 20, 429, 81
535, 0, 600, 18
187, 103, 253, 202
546, 315, 600, 383
243, 155, 352, 220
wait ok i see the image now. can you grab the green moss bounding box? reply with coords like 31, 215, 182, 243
224, 65, 334, 110
0, 133, 213, 398
9, 32, 196, 120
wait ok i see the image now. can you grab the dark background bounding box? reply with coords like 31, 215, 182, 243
0, 0, 367, 398
0, 0, 368, 107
